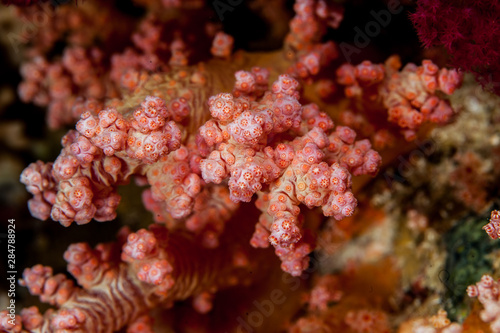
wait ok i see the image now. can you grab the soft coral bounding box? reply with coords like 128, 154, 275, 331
410, 0, 500, 94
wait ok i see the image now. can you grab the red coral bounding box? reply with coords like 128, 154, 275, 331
198, 72, 381, 275
410, 0, 500, 94
336, 56, 462, 140
467, 275, 500, 332
483, 210, 500, 240
210, 32, 234, 59
0, 224, 260, 332
344, 309, 390, 333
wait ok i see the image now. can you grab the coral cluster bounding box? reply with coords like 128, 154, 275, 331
410, 0, 500, 95
1, 0, 500, 332
336, 56, 462, 141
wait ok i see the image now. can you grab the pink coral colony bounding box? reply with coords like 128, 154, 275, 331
2, 0, 500, 332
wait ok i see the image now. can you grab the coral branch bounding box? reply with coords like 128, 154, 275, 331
198, 72, 381, 275
337, 56, 463, 140
1, 224, 259, 333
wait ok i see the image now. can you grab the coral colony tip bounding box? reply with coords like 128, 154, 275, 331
1, 0, 500, 332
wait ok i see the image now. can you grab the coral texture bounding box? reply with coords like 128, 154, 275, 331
6, 0, 500, 332
410, 0, 500, 95
1, 222, 262, 332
